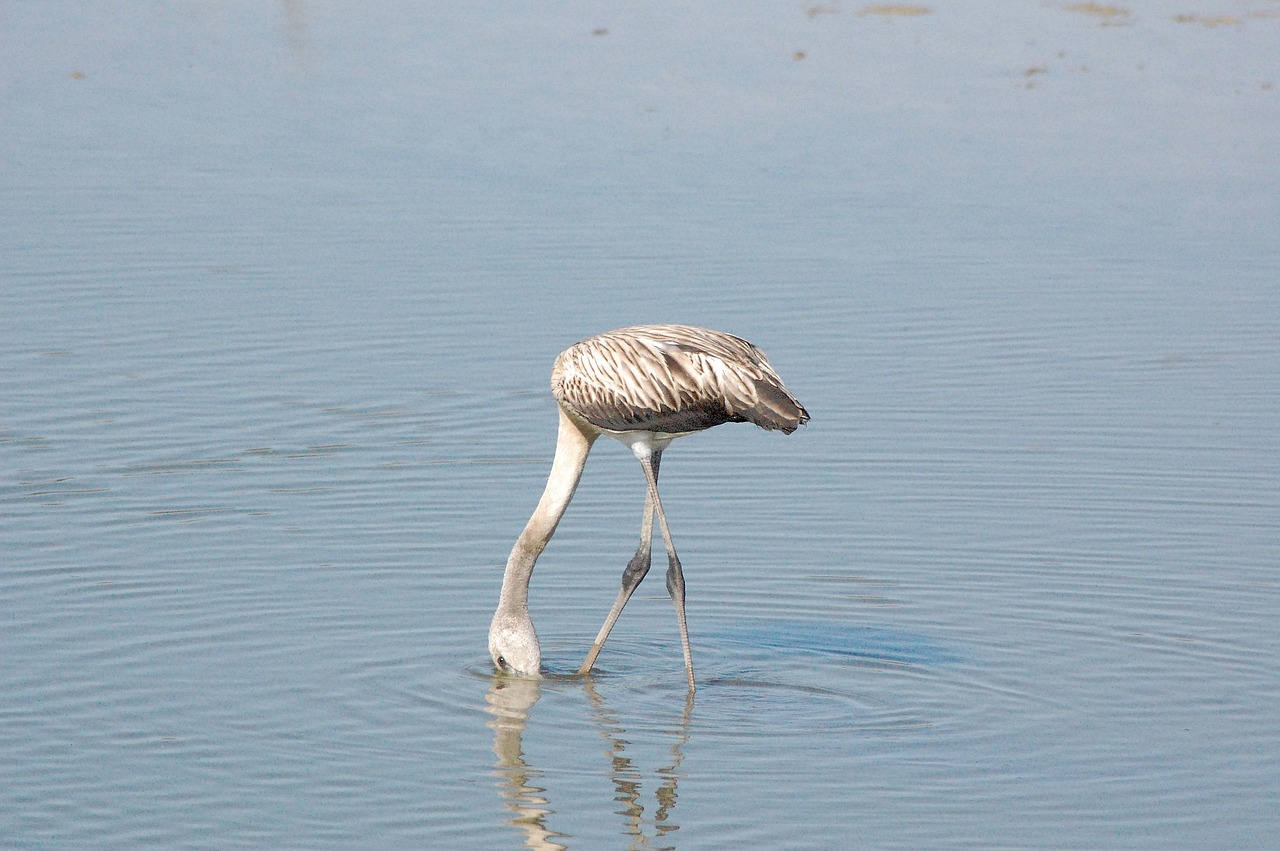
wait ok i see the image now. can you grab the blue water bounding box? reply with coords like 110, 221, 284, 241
3, 3, 1278, 848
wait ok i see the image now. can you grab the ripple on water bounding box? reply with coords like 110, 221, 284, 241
517, 620, 963, 738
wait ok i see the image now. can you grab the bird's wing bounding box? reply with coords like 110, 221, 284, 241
551, 325, 809, 434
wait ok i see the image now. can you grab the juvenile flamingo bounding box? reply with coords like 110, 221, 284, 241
489, 324, 809, 690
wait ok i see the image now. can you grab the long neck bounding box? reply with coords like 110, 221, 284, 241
497, 406, 597, 615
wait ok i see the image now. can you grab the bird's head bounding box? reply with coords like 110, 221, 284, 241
488, 610, 542, 677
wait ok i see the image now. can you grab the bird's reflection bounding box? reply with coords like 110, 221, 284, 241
484, 675, 567, 850
583, 678, 692, 848
485, 673, 693, 849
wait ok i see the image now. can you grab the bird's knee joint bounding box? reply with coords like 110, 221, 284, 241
621, 554, 651, 588
665, 564, 685, 598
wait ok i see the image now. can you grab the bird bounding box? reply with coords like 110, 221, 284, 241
488, 324, 809, 690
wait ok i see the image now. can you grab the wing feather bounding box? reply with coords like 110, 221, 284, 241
550, 325, 809, 435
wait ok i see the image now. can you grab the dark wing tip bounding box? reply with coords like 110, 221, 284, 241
746, 381, 810, 434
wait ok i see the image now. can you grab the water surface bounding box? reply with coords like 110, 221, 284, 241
3, 3, 1278, 848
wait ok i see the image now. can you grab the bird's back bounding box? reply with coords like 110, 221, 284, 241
551, 324, 809, 436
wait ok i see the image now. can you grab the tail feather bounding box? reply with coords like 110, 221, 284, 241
746, 378, 810, 434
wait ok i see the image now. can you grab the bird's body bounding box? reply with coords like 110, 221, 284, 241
551, 324, 807, 436
489, 324, 809, 690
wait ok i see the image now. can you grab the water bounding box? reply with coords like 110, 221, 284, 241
3, 2, 1278, 848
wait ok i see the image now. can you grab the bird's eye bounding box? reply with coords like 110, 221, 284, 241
496, 655, 508, 670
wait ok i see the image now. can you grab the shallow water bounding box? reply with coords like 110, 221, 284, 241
3, 2, 1279, 848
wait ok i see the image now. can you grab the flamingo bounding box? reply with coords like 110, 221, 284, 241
488, 324, 809, 690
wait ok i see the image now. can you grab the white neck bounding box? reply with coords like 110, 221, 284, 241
496, 406, 598, 619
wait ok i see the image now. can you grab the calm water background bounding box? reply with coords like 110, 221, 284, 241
3, 2, 1278, 848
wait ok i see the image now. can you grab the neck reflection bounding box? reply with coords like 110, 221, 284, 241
485, 673, 694, 849
485, 675, 566, 850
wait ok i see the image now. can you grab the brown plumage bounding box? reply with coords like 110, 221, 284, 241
551, 324, 809, 435
490, 324, 809, 691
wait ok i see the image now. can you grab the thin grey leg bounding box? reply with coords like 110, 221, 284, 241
640, 455, 696, 691
579, 453, 660, 675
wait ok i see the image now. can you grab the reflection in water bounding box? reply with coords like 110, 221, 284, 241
484, 676, 567, 851
584, 679, 692, 850
485, 675, 693, 849
279, 0, 311, 71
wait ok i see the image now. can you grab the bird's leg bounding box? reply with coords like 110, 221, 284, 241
578, 453, 658, 676
641, 453, 696, 692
